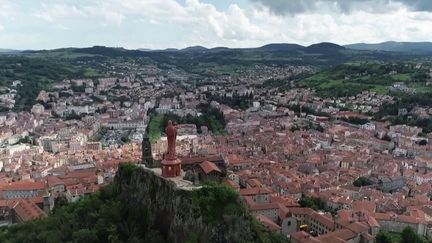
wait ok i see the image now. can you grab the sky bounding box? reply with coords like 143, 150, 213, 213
0, 0, 432, 50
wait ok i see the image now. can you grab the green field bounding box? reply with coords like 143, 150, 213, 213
300, 62, 432, 98
148, 114, 164, 142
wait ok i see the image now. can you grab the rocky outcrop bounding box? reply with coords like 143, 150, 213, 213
113, 164, 284, 243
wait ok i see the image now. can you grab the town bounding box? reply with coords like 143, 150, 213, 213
0, 50, 431, 243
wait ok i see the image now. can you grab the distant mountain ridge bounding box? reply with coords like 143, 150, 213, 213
345, 41, 432, 53
168, 42, 346, 54
254, 43, 304, 52
4, 41, 432, 54
0, 49, 20, 54
8, 42, 418, 69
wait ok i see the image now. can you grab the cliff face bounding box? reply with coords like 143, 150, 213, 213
0, 163, 288, 243
113, 164, 279, 243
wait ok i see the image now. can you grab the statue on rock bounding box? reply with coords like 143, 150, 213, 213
166, 120, 177, 160
161, 120, 182, 178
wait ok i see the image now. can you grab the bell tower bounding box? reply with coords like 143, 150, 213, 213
141, 133, 154, 167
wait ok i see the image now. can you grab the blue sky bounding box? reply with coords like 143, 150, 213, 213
0, 0, 432, 50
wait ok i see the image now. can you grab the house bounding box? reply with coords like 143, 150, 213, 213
240, 187, 273, 204
46, 176, 65, 193
198, 161, 223, 181
12, 199, 46, 223
181, 155, 227, 172
361, 123, 375, 131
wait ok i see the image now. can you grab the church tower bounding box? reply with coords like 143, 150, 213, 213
141, 133, 154, 168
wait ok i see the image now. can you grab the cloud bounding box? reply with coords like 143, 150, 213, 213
1, 0, 432, 49
183, 0, 271, 42
398, 0, 432, 11
248, 0, 432, 15
31, 3, 125, 25
0, 1, 13, 15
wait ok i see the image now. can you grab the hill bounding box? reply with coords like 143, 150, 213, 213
71, 44, 407, 69
345, 41, 432, 53
0, 49, 20, 54
299, 61, 432, 99
180, 45, 208, 52
255, 43, 304, 52
0, 164, 288, 243
304, 42, 346, 54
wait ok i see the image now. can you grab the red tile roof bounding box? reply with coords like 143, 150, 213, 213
46, 176, 64, 186
1, 181, 45, 191
223, 179, 240, 189
199, 161, 221, 174
181, 155, 224, 165
250, 202, 280, 211
352, 200, 376, 213
256, 214, 281, 231
345, 222, 369, 234
310, 212, 335, 230
240, 187, 272, 196
317, 229, 356, 241
289, 207, 315, 216
13, 199, 46, 222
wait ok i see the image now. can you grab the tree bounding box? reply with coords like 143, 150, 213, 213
353, 177, 373, 187
375, 231, 392, 243
72, 229, 98, 243
401, 226, 425, 243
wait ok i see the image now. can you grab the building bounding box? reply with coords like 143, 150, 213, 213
31, 104, 45, 115
2, 181, 46, 200
86, 142, 102, 151
177, 124, 197, 135
198, 160, 223, 181
12, 199, 47, 223
378, 176, 406, 193
240, 187, 273, 204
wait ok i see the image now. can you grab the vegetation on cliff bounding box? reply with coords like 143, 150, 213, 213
0, 164, 288, 243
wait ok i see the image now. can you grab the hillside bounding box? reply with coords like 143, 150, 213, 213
303, 42, 346, 54
0, 164, 288, 243
345, 41, 432, 53
299, 62, 432, 98
255, 43, 304, 52
0, 49, 20, 54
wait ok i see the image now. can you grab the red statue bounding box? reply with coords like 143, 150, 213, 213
161, 120, 182, 178
166, 120, 177, 160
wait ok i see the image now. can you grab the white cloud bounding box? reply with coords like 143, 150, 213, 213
1, 0, 432, 49
0, 1, 13, 17
31, 3, 124, 25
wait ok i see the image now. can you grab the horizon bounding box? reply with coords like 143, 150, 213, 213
1, 0, 432, 50
3, 40, 432, 52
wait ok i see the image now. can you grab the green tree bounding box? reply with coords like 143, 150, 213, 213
375, 231, 392, 243
353, 177, 373, 187
72, 229, 98, 243
401, 226, 425, 243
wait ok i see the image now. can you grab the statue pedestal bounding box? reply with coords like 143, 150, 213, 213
161, 158, 182, 178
